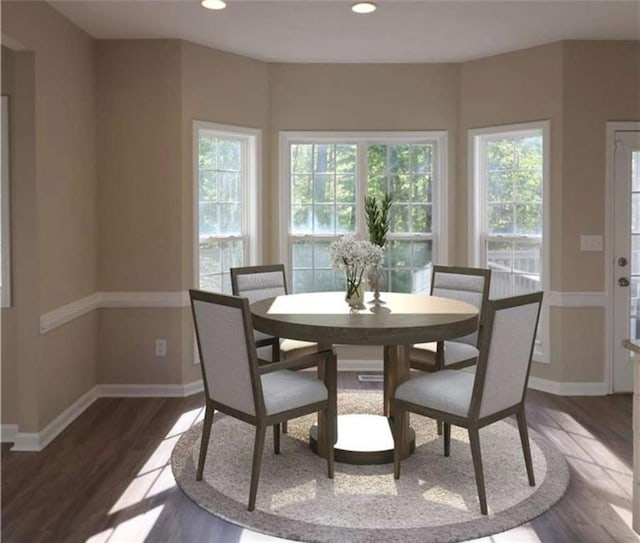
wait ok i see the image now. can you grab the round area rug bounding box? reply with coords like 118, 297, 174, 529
172, 391, 569, 543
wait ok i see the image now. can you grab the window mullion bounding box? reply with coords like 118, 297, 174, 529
356, 142, 368, 238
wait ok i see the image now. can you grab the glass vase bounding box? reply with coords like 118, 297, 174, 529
345, 280, 365, 309
367, 267, 386, 305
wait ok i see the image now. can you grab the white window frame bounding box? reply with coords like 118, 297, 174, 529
279, 131, 448, 290
468, 120, 550, 362
1, 96, 10, 308
192, 121, 262, 290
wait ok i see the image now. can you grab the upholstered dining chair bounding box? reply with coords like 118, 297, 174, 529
231, 264, 318, 434
189, 289, 336, 512
410, 265, 492, 373
231, 264, 318, 363
393, 291, 543, 515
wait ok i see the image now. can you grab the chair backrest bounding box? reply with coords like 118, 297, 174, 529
430, 265, 491, 346
189, 289, 263, 417
470, 292, 543, 420
230, 264, 288, 304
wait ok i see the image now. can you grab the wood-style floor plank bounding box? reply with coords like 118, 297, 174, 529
2, 374, 637, 543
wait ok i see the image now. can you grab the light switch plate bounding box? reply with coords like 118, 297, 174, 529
580, 234, 603, 252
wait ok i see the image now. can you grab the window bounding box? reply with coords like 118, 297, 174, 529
280, 131, 447, 294
469, 121, 549, 357
1, 96, 10, 308
194, 122, 260, 293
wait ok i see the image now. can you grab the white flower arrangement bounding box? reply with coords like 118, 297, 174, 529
330, 235, 384, 302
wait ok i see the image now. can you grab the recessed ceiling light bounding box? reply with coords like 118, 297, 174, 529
351, 2, 377, 14
201, 0, 226, 10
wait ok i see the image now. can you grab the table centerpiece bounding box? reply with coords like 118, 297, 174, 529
330, 235, 383, 309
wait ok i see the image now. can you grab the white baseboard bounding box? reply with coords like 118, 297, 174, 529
183, 380, 205, 396
3, 372, 607, 452
97, 380, 203, 398
10, 433, 41, 452
528, 376, 608, 396
11, 386, 99, 451
1, 424, 18, 443
5, 380, 204, 451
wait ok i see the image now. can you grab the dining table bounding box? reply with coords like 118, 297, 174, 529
250, 291, 479, 464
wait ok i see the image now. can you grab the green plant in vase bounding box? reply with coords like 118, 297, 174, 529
364, 192, 392, 304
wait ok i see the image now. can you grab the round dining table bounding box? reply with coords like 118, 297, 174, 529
250, 291, 479, 464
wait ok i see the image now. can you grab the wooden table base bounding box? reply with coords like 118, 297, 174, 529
309, 414, 416, 465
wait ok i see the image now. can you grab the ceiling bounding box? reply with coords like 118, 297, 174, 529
49, 0, 640, 63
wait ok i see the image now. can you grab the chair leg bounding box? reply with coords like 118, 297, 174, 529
273, 423, 280, 455
326, 407, 335, 479
468, 428, 488, 515
326, 350, 338, 474
248, 424, 266, 512
434, 341, 445, 436
443, 422, 451, 457
273, 342, 287, 434
516, 409, 536, 486
393, 406, 406, 479
196, 404, 214, 481
383, 346, 390, 416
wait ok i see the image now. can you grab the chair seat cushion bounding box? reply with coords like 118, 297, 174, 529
261, 370, 327, 416
395, 370, 475, 417
411, 340, 479, 366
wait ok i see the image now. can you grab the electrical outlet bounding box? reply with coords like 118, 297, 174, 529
155, 339, 167, 357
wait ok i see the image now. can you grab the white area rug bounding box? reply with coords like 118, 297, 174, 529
172, 391, 569, 542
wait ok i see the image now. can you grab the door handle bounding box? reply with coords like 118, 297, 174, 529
619, 277, 630, 287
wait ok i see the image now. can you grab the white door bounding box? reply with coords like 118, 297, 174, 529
613, 130, 640, 392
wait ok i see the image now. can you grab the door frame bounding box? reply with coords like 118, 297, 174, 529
606, 121, 640, 393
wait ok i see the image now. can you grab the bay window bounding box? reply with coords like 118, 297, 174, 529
194, 121, 260, 293
280, 131, 447, 293
469, 121, 549, 358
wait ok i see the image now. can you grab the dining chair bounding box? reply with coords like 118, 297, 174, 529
410, 265, 492, 373
189, 289, 336, 512
231, 264, 318, 434
231, 264, 318, 363
393, 291, 543, 515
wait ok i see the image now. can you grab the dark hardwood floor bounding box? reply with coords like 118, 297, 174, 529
2, 373, 637, 543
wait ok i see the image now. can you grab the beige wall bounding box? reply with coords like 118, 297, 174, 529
268, 62, 461, 262
4, 49, 40, 430
1, 46, 38, 428
550, 41, 638, 384
460, 42, 564, 276
460, 41, 639, 383
96, 40, 270, 385
1, 1, 98, 430
560, 41, 640, 292
2, 1, 638, 435
97, 40, 183, 292
180, 41, 269, 281
98, 309, 184, 384
460, 43, 564, 380
96, 40, 184, 385
549, 307, 606, 383
179, 41, 270, 383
